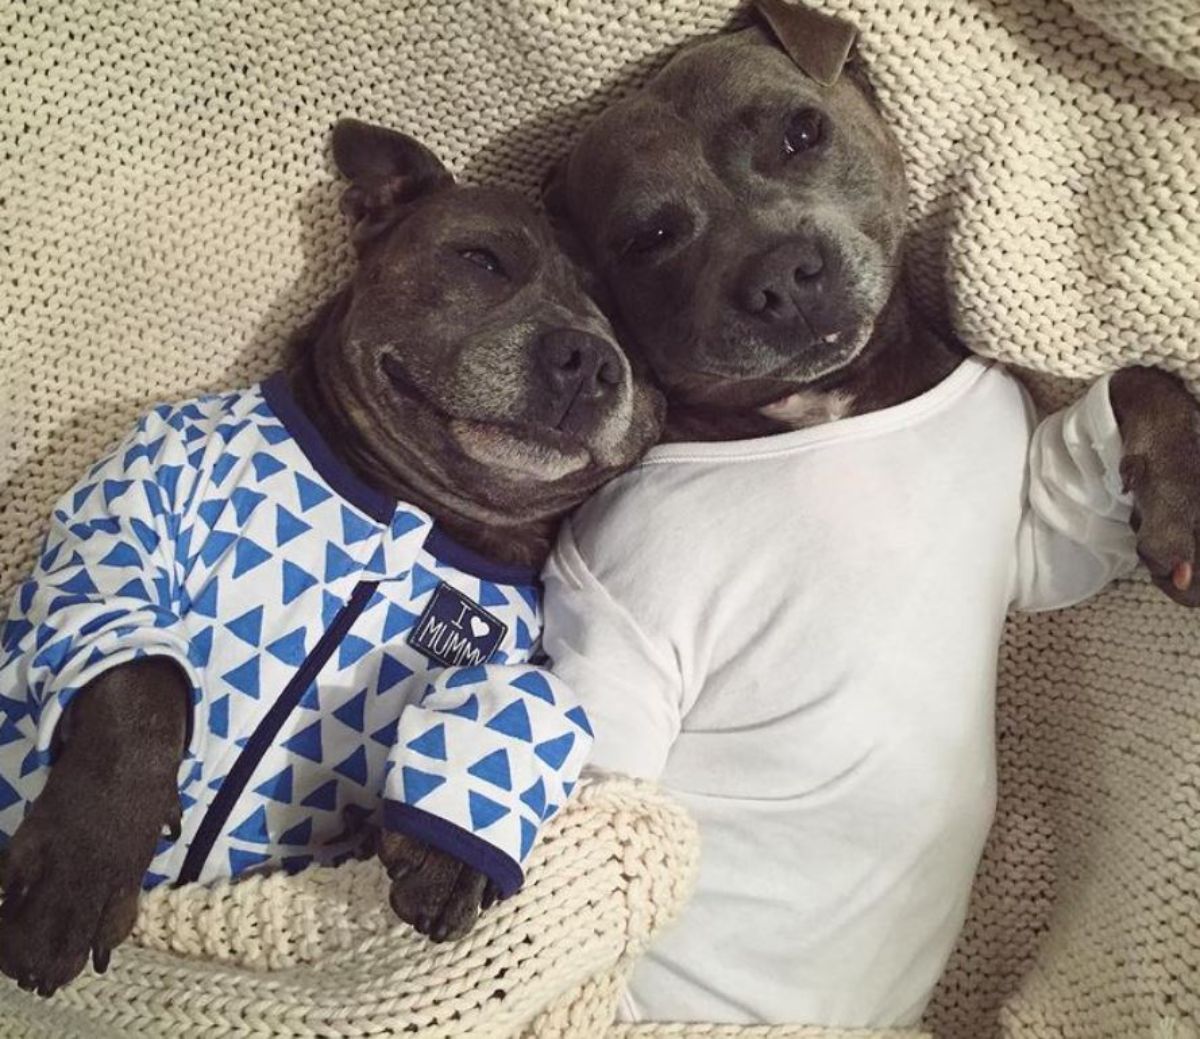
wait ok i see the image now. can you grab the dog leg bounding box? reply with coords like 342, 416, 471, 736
0, 657, 188, 995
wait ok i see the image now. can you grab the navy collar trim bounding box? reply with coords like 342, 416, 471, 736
260, 372, 540, 587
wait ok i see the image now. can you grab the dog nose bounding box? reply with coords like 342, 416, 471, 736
538, 329, 622, 430
735, 240, 827, 321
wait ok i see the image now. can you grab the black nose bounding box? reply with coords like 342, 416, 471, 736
735, 239, 828, 322
538, 329, 622, 430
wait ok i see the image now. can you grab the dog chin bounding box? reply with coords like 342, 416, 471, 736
449, 419, 590, 481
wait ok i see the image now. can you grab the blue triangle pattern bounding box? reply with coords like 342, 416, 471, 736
298, 681, 321, 711
520, 817, 537, 860
209, 694, 230, 738
445, 693, 480, 721
447, 667, 487, 689
535, 731, 576, 770
338, 634, 372, 670
279, 817, 313, 846
510, 671, 556, 705
391, 512, 424, 539
266, 627, 307, 667
295, 472, 333, 512
253, 765, 293, 804
130, 518, 160, 554
383, 603, 418, 641
468, 748, 512, 791
333, 689, 367, 733
341, 506, 376, 545
515, 618, 533, 650
284, 719, 323, 763
376, 654, 413, 694
275, 505, 312, 548
322, 591, 343, 629
520, 777, 546, 818
478, 582, 508, 607
486, 700, 533, 742
410, 565, 441, 598
222, 655, 260, 699
230, 487, 267, 526
333, 746, 369, 786
402, 766, 445, 806
364, 543, 388, 575
282, 561, 318, 604
406, 723, 446, 761
370, 718, 399, 747
229, 848, 272, 874
98, 541, 143, 568
197, 499, 226, 529
0, 772, 22, 806
211, 453, 239, 486
325, 542, 359, 584
188, 626, 213, 668
232, 537, 272, 579
102, 479, 133, 507
226, 606, 264, 648
566, 706, 594, 737
55, 569, 99, 595
199, 530, 237, 566
251, 451, 286, 482
301, 779, 338, 810
230, 805, 270, 844
468, 790, 510, 831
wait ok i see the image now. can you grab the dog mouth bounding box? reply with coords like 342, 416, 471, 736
381, 355, 593, 481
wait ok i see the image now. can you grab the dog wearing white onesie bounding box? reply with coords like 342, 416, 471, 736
539, 0, 1200, 1028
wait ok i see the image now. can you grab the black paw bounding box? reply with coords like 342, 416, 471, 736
377, 831, 497, 942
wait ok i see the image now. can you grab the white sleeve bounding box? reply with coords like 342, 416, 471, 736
1013, 374, 1138, 612
541, 518, 683, 781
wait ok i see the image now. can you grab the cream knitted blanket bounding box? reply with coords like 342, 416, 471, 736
2, 1, 1199, 1037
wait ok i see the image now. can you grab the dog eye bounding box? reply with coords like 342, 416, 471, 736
459, 248, 507, 277
620, 226, 673, 259
783, 109, 825, 157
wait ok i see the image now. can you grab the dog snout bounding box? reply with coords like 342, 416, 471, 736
537, 329, 622, 431
735, 240, 829, 323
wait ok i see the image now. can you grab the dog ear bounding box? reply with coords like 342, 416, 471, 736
331, 119, 453, 245
754, 0, 857, 87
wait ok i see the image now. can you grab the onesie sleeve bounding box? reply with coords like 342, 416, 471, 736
382, 663, 591, 897
539, 517, 684, 782
1012, 374, 1139, 612
0, 405, 205, 766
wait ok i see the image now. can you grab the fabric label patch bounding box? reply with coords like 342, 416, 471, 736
408, 582, 507, 667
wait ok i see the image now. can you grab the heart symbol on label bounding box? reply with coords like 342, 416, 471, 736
469, 616, 490, 639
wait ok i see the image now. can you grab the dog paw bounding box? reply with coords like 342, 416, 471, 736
0, 793, 175, 996
377, 831, 497, 942
1121, 448, 1200, 607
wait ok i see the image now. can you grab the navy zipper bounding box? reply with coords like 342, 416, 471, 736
176, 579, 380, 886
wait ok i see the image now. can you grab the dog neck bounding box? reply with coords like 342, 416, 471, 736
285, 321, 560, 572
663, 279, 966, 443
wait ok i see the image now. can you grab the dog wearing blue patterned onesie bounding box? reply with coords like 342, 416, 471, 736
0, 118, 662, 996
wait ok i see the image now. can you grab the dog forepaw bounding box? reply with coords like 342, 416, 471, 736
0, 810, 149, 995
1122, 450, 1200, 607
378, 831, 491, 942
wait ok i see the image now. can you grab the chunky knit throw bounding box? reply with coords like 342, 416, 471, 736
2, 1, 1198, 1036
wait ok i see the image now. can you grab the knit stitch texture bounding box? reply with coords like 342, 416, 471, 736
1, 0, 1199, 1036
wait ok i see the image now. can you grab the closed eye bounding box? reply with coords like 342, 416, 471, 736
459, 248, 508, 278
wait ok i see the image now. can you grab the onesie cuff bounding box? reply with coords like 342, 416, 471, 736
382, 800, 524, 897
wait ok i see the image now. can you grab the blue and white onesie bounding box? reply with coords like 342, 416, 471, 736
0, 374, 591, 893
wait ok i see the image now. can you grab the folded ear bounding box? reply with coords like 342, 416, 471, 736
331, 119, 453, 245
754, 0, 858, 87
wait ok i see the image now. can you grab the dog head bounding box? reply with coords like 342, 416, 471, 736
299, 119, 662, 525
546, 1, 907, 415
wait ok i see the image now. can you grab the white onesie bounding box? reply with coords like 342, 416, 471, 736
541, 358, 1137, 1027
